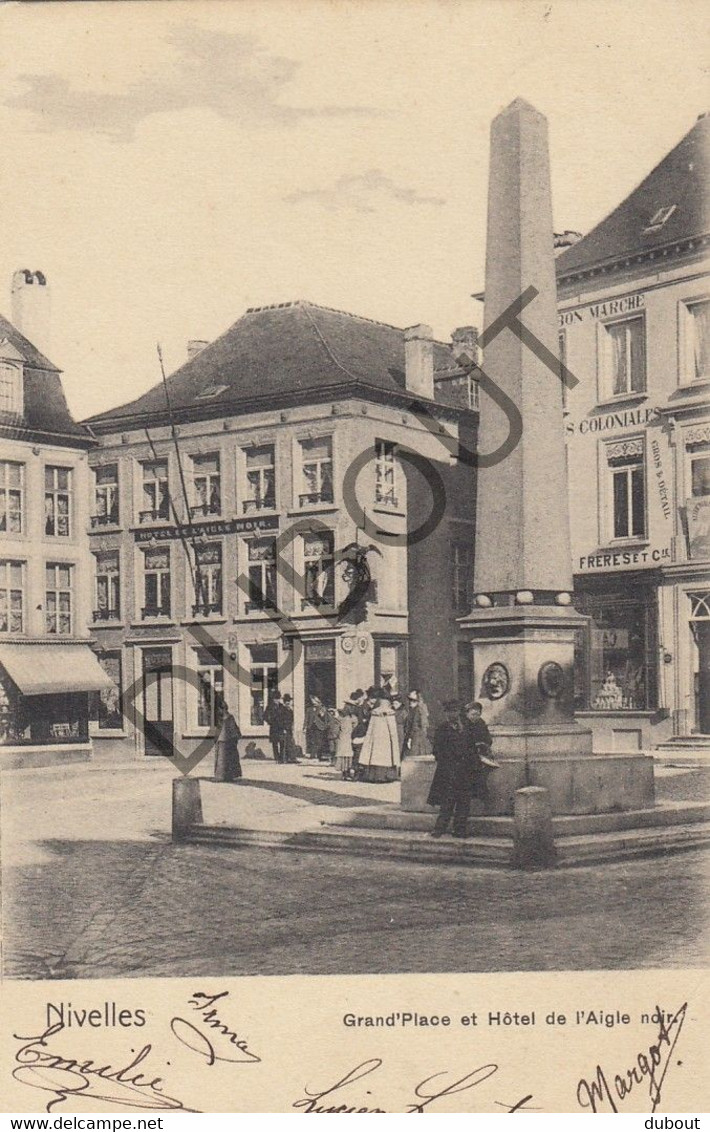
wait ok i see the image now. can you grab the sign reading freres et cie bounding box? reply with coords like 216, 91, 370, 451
134, 515, 279, 543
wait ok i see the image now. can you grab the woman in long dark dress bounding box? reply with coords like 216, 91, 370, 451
214, 703, 242, 782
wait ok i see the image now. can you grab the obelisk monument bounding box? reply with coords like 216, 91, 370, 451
457, 98, 653, 815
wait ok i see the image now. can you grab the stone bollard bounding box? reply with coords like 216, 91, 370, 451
172, 777, 204, 840
511, 786, 557, 869
400, 756, 437, 813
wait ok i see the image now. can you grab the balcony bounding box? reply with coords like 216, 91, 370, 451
243, 496, 276, 514
90, 511, 119, 529
139, 508, 170, 525
141, 605, 171, 620
299, 491, 334, 508
374, 493, 399, 509
93, 607, 120, 622
191, 600, 223, 618
245, 599, 277, 614
189, 503, 221, 520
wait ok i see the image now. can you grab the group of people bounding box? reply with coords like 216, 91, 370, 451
213, 687, 499, 841
304, 686, 432, 784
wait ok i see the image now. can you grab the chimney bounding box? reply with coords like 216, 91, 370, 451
404, 324, 434, 399
451, 326, 480, 367
11, 269, 51, 357
187, 339, 209, 361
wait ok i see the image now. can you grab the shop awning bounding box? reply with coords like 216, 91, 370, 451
0, 643, 114, 696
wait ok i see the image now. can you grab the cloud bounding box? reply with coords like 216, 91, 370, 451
284, 169, 446, 213
2, 24, 380, 143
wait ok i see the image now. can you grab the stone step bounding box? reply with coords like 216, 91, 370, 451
187, 822, 512, 865
556, 821, 710, 865
335, 800, 710, 838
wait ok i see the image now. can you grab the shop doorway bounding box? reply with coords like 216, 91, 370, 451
303, 639, 336, 708
690, 593, 710, 735
142, 646, 174, 756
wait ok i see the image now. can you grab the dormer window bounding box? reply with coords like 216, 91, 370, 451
643, 205, 676, 234
0, 342, 25, 415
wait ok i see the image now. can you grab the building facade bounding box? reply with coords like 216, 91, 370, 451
85, 302, 478, 758
558, 113, 710, 753
0, 276, 110, 765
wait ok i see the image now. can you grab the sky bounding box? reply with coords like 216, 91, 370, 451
0, 0, 707, 419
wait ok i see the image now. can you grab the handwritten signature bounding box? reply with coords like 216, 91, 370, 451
293, 1058, 536, 1113
12, 1022, 197, 1113
577, 1003, 687, 1113
170, 990, 261, 1065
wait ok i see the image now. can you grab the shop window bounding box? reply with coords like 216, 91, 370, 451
142, 547, 171, 618
691, 452, 710, 497
682, 298, 710, 382
97, 651, 123, 730
94, 551, 120, 621
193, 542, 222, 617
0, 560, 24, 633
248, 643, 278, 726
299, 437, 333, 507
246, 536, 277, 612
302, 531, 335, 608
92, 464, 119, 527
600, 317, 646, 398
243, 445, 275, 512
190, 453, 221, 518
140, 459, 170, 524
45, 563, 73, 635
0, 362, 22, 414
451, 543, 474, 614
375, 440, 398, 507
574, 589, 656, 712
0, 461, 23, 534
45, 466, 72, 537
606, 438, 645, 540
194, 645, 224, 729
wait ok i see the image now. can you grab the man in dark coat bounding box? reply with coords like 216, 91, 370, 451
281, 693, 297, 762
264, 690, 287, 762
428, 700, 488, 838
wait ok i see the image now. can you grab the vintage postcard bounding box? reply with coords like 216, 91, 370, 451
0, 0, 708, 1116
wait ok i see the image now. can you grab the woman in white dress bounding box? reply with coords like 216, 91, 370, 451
358, 691, 400, 783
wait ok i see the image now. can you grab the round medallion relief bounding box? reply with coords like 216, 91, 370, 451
481, 662, 510, 700
538, 661, 565, 699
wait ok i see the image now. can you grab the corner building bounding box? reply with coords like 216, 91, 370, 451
85, 302, 478, 758
557, 113, 710, 754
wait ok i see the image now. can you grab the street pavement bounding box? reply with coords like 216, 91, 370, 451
2, 756, 709, 979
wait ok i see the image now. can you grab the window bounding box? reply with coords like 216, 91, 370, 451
0, 462, 23, 534
243, 445, 276, 512
94, 551, 120, 621
685, 299, 710, 382
92, 465, 119, 527
46, 563, 73, 635
194, 646, 224, 729
601, 317, 646, 397
575, 588, 656, 712
375, 440, 397, 507
142, 548, 171, 618
248, 643, 278, 726
247, 537, 277, 611
691, 453, 710, 497
300, 437, 333, 506
140, 460, 170, 523
193, 543, 222, 617
452, 544, 474, 614
190, 453, 221, 518
97, 651, 123, 730
45, 466, 72, 537
607, 439, 645, 540
0, 363, 22, 414
303, 531, 335, 608
0, 560, 24, 633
